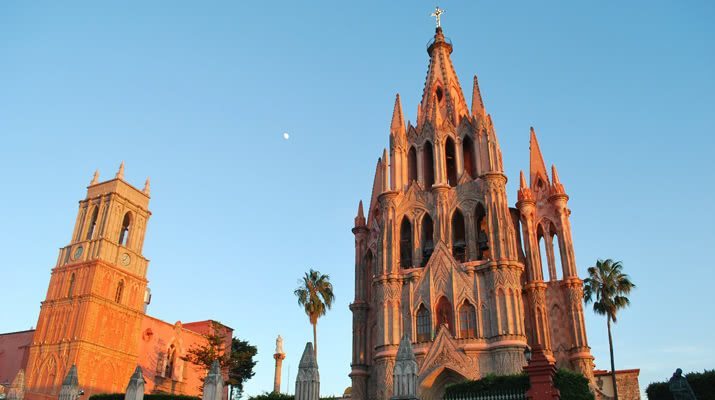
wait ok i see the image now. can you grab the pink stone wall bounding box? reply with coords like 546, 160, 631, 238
138, 316, 232, 398
0, 330, 34, 386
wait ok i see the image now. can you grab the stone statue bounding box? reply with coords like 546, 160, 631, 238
668, 368, 697, 400
276, 335, 284, 354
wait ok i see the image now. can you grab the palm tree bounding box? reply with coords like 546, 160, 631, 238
294, 268, 335, 357
583, 259, 635, 400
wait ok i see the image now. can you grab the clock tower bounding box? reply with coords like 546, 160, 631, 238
25, 163, 152, 400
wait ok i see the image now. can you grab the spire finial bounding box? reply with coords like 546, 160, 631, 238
431, 6, 445, 28
551, 164, 566, 195
529, 127, 549, 188
90, 170, 99, 185
551, 165, 561, 184
354, 200, 366, 228
116, 161, 125, 180
471, 75, 485, 117
143, 177, 151, 195
520, 171, 527, 189
390, 93, 406, 137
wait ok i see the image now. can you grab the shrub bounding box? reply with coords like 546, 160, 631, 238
553, 369, 594, 400
246, 393, 337, 400
90, 395, 200, 400
445, 369, 593, 400
645, 369, 715, 400
247, 393, 294, 400
444, 373, 529, 395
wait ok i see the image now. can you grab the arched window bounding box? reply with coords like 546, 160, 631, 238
423, 142, 435, 188
86, 207, 99, 240
416, 305, 431, 342
452, 209, 466, 262
537, 224, 551, 281
400, 217, 413, 268
462, 135, 476, 179
118, 212, 132, 246
436, 296, 454, 336
475, 203, 489, 260
551, 224, 564, 280
407, 146, 418, 183
165, 344, 176, 379
367, 250, 376, 279
459, 301, 477, 338
421, 214, 434, 267
436, 87, 444, 102
445, 137, 457, 186
68, 273, 76, 297
115, 280, 124, 303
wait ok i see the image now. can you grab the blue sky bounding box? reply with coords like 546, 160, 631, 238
1, 1, 714, 397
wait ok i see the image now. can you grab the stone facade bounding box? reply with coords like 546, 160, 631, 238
593, 369, 641, 400
0, 166, 231, 400
350, 27, 594, 400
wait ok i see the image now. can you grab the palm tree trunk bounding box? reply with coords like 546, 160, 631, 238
313, 321, 318, 358
607, 315, 619, 400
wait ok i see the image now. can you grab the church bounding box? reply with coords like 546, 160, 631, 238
0, 165, 232, 400
349, 25, 639, 400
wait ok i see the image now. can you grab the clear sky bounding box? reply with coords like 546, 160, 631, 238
1, 1, 714, 398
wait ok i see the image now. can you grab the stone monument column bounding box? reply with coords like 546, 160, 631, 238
295, 343, 319, 400
273, 335, 286, 393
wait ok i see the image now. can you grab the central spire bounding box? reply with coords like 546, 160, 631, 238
417, 27, 470, 129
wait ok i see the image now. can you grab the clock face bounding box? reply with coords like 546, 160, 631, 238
120, 253, 131, 266
73, 246, 83, 260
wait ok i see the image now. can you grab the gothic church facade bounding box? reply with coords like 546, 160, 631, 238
350, 27, 593, 400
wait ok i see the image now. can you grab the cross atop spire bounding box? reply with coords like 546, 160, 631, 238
431, 7, 445, 28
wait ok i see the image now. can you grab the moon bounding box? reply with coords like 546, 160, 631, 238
283, 132, 290, 140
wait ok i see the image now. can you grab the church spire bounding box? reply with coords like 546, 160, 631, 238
116, 161, 125, 180
417, 27, 469, 128
354, 200, 366, 228
471, 75, 486, 118
551, 164, 566, 195
390, 94, 406, 137
529, 127, 549, 188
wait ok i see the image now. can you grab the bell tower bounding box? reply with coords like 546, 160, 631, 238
25, 163, 152, 400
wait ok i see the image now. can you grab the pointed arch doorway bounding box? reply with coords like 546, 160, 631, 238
420, 366, 468, 400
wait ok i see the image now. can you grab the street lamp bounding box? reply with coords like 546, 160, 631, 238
524, 346, 532, 363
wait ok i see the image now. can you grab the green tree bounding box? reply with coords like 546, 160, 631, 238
227, 338, 257, 400
294, 269, 335, 357
583, 259, 635, 400
182, 321, 257, 399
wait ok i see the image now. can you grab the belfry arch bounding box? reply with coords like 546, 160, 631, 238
400, 217, 413, 268
423, 141, 435, 188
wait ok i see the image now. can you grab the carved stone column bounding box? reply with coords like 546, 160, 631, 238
273, 352, 286, 393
